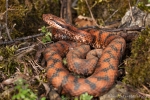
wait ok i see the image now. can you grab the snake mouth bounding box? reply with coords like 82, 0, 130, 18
43, 14, 65, 30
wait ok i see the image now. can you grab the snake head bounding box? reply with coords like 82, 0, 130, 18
42, 14, 67, 30
42, 14, 94, 45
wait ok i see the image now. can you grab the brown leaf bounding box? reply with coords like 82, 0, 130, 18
74, 15, 96, 28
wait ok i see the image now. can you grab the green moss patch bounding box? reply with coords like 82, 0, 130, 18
124, 28, 150, 93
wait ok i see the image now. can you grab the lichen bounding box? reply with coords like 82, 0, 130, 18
123, 28, 150, 94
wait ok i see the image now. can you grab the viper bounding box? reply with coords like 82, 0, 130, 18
42, 14, 126, 97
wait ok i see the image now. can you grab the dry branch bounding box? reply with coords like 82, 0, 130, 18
0, 33, 44, 45
84, 0, 99, 27
101, 26, 145, 32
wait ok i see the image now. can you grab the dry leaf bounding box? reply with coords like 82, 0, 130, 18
74, 15, 97, 27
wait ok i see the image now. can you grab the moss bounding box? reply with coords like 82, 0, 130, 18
0, 0, 60, 39
123, 28, 150, 93
0, 45, 21, 75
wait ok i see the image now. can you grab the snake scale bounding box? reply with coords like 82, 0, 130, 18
42, 14, 126, 97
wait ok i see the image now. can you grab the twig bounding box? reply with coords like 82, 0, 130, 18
16, 45, 35, 53
128, 0, 135, 22
5, 0, 8, 25
135, 0, 140, 7
143, 12, 148, 27
141, 84, 150, 93
0, 33, 44, 45
101, 26, 145, 32
5, 0, 12, 41
79, 25, 145, 32
138, 92, 150, 98
0, 9, 17, 22
15, 44, 35, 60
105, 9, 119, 23
29, 59, 41, 74
71, 0, 78, 8
90, 1, 98, 9
36, 38, 47, 47
84, 0, 100, 28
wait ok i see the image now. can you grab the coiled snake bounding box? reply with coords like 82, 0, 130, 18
42, 14, 126, 97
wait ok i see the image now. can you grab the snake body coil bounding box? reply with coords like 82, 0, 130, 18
43, 14, 126, 97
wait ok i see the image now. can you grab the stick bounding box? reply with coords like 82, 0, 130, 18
128, 0, 135, 22
101, 26, 145, 32
105, 9, 119, 23
78, 25, 145, 32
84, 0, 99, 27
5, 0, 12, 41
0, 33, 44, 45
